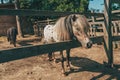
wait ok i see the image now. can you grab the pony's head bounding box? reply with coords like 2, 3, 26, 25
69, 14, 92, 48
54, 14, 92, 48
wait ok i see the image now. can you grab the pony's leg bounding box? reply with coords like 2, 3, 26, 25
66, 49, 71, 69
48, 52, 53, 61
60, 50, 65, 74
13, 39, 16, 47
44, 41, 53, 61
13, 41, 16, 47
52, 52, 56, 62
7, 37, 9, 42
10, 41, 12, 44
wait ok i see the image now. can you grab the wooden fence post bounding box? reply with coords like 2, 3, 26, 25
15, 0, 24, 38
112, 22, 119, 49
103, 0, 113, 67
91, 10, 96, 37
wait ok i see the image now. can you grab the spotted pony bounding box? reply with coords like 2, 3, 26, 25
44, 14, 92, 75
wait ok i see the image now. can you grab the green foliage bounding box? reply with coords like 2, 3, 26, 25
16, 0, 90, 21
19, 0, 31, 9
19, 0, 89, 12
0, 0, 90, 12
112, 3, 120, 10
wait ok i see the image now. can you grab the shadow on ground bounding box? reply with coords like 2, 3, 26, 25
69, 57, 120, 80
17, 38, 41, 46
17, 40, 34, 46
0, 41, 3, 43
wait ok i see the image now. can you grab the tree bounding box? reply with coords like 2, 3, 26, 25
1, 0, 90, 12
17, 0, 90, 21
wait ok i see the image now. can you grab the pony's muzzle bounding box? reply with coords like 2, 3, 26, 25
86, 41, 92, 48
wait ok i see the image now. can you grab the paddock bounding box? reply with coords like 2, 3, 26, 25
0, 36, 120, 80
0, 0, 120, 79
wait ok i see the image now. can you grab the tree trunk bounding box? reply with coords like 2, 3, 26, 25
14, 0, 24, 38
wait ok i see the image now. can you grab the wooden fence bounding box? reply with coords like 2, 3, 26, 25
0, 0, 120, 67
0, 36, 103, 63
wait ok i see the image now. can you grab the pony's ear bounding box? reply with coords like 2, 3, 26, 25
72, 14, 77, 22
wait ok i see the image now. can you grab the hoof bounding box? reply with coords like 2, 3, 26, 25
66, 65, 74, 71
70, 67, 74, 71
62, 72, 68, 76
14, 45, 16, 47
47, 58, 53, 61
62, 70, 69, 76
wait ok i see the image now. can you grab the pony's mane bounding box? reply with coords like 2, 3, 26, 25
54, 15, 74, 41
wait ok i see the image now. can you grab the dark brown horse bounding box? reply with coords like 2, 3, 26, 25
7, 27, 18, 47
44, 14, 92, 75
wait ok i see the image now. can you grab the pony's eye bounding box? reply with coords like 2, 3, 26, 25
76, 27, 80, 31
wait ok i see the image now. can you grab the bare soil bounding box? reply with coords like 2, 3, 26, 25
0, 35, 120, 80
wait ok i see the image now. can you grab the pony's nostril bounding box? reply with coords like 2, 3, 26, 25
87, 42, 92, 48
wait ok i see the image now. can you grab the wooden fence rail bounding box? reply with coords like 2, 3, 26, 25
0, 9, 104, 17
0, 36, 103, 63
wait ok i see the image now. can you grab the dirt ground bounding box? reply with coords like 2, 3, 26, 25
0, 35, 120, 80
